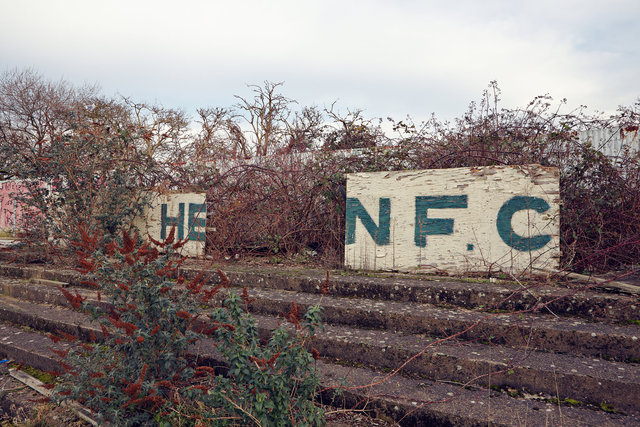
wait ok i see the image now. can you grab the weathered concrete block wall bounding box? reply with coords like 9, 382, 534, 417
135, 192, 206, 257
344, 165, 560, 273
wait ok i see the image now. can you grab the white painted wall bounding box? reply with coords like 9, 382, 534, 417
345, 165, 560, 274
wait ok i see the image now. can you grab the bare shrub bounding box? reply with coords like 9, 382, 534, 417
2, 70, 638, 273
204, 83, 640, 273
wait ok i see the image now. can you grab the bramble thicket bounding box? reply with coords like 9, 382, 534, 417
1, 68, 639, 424
2, 70, 639, 273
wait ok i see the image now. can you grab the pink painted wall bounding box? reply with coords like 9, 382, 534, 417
0, 180, 34, 231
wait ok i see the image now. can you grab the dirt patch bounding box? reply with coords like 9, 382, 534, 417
0, 364, 88, 426
0, 362, 396, 427
324, 408, 399, 426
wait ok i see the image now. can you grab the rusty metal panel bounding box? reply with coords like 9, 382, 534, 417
344, 165, 560, 274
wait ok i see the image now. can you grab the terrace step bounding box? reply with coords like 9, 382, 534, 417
0, 264, 639, 425
1, 262, 637, 322
185, 265, 640, 320
0, 318, 637, 426
252, 313, 640, 413
2, 275, 638, 362
243, 286, 640, 361
0, 290, 638, 415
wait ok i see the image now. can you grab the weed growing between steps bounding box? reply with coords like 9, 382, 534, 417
10, 364, 56, 385
47, 226, 325, 426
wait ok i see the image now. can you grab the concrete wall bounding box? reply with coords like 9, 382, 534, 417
135, 192, 206, 257
1, 185, 207, 256
344, 165, 560, 274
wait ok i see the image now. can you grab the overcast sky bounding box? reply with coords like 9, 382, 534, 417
1, 0, 639, 123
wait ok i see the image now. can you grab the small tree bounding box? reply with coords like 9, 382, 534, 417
235, 81, 296, 156
323, 106, 384, 151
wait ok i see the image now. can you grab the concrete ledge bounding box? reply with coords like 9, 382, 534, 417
244, 286, 640, 361
0, 262, 639, 422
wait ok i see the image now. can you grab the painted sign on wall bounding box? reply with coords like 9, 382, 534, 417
136, 192, 206, 257
344, 165, 560, 273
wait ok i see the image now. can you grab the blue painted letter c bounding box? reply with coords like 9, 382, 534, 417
497, 196, 551, 252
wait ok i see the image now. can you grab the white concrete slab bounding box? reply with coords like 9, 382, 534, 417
345, 165, 560, 274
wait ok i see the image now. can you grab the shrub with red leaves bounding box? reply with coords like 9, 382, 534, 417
52, 228, 326, 425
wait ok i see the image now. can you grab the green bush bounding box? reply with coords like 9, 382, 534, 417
51, 228, 325, 426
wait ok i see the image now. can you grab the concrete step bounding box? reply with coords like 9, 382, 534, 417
2, 275, 638, 362
3, 262, 637, 323
0, 319, 637, 426
251, 314, 640, 413
179, 266, 640, 323
0, 322, 71, 373
1, 263, 639, 424
0, 293, 638, 415
243, 286, 640, 361
0, 264, 84, 287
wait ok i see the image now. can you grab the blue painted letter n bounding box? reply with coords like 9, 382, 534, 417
345, 197, 391, 245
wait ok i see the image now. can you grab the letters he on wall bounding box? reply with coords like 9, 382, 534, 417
344, 165, 560, 273
136, 192, 206, 257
